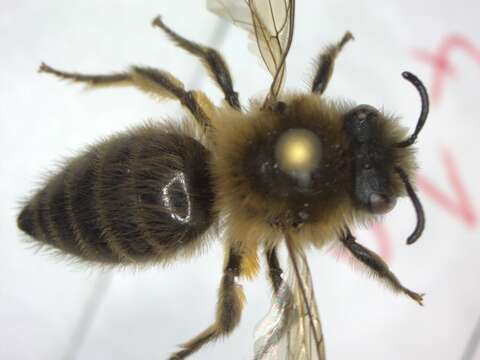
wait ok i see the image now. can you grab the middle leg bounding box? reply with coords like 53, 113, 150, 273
265, 247, 284, 293
152, 16, 241, 110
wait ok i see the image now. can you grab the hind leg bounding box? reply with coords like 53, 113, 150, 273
168, 248, 245, 359
39, 63, 214, 129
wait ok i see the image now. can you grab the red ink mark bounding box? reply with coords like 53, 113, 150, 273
372, 223, 392, 263
414, 35, 480, 103
417, 148, 477, 227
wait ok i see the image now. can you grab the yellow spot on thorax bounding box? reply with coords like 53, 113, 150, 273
275, 128, 322, 173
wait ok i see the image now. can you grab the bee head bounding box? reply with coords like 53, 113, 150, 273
344, 104, 398, 215
344, 72, 429, 244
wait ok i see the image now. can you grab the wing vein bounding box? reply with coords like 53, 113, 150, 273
208, 0, 295, 105
285, 232, 324, 359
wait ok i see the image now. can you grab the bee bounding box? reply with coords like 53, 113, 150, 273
17, 0, 429, 359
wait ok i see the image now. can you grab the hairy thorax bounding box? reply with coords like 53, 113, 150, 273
210, 94, 358, 253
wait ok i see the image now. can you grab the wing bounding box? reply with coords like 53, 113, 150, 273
283, 246, 325, 359
207, 0, 296, 105
254, 244, 326, 360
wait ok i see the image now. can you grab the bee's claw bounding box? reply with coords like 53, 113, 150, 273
152, 15, 164, 28
406, 290, 425, 306
38, 62, 51, 73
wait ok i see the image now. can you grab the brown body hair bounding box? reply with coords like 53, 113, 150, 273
210, 93, 415, 278
18, 3, 429, 357
18, 122, 216, 265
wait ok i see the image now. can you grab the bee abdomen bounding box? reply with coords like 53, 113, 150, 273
18, 124, 216, 264
18, 151, 115, 261
94, 134, 156, 261
66, 151, 115, 261
18, 171, 85, 257
126, 128, 216, 261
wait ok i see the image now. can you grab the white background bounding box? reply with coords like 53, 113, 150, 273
1, 1, 480, 359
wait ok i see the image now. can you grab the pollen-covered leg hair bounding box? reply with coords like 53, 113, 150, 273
38, 63, 214, 129
266, 247, 284, 293
152, 16, 241, 110
340, 228, 425, 306
311, 31, 354, 94
168, 248, 245, 360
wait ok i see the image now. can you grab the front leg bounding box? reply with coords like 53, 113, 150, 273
168, 248, 245, 360
340, 228, 424, 306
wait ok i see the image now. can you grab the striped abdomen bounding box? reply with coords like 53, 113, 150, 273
17, 124, 215, 264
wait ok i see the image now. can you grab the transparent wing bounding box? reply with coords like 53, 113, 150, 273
253, 275, 295, 360
254, 245, 326, 360
283, 247, 325, 359
207, 0, 295, 103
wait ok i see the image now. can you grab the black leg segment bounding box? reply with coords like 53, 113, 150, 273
311, 31, 353, 95
168, 248, 245, 359
152, 16, 241, 110
340, 228, 424, 306
266, 247, 284, 293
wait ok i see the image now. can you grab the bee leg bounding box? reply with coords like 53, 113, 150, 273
38, 63, 213, 129
311, 31, 354, 94
340, 228, 425, 306
168, 248, 245, 360
152, 16, 241, 111
266, 247, 284, 293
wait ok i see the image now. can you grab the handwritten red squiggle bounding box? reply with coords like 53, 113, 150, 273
371, 223, 392, 263
417, 148, 477, 227
413, 35, 480, 103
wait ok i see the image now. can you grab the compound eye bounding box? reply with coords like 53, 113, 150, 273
344, 105, 379, 143
369, 193, 396, 214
